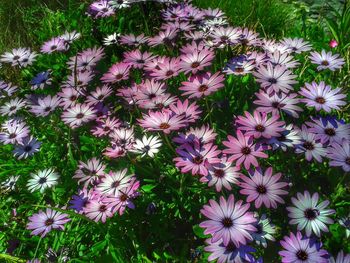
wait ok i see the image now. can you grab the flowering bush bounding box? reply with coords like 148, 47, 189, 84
0, 0, 349, 262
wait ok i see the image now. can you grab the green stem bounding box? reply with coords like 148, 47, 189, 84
163, 133, 176, 154
33, 237, 42, 259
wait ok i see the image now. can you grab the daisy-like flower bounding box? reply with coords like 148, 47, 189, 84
88, 0, 115, 18
73, 158, 106, 187
262, 40, 291, 54
239, 167, 288, 208
235, 111, 285, 139
67, 47, 105, 72
148, 57, 181, 80
267, 124, 302, 151
123, 49, 156, 69
254, 90, 302, 118
306, 117, 350, 144
330, 251, 350, 263
60, 30, 81, 44
1, 175, 20, 192
299, 82, 346, 112
0, 81, 18, 98
101, 62, 131, 83
91, 116, 121, 137
287, 191, 335, 237
327, 139, 350, 172
200, 194, 257, 246
84, 197, 114, 223
309, 50, 345, 71
62, 71, 94, 89
13, 136, 41, 159
41, 37, 67, 54
27, 208, 70, 237
339, 214, 350, 238
253, 63, 298, 94
0, 97, 27, 116
119, 33, 149, 47
279, 232, 329, 263
295, 125, 327, 162
148, 27, 178, 46
239, 28, 261, 46
0, 48, 37, 67
29, 95, 61, 117
222, 130, 268, 170
279, 38, 312, 53
131, 135, 162, 158
109, 0, 131, 9
0, 120, 30, 145
138, 110, 186, 134
180, 71, 225, 99
30, 71, 52, 90
169, 99, 202, 124
174, 141, 221, 176
251, 214, 276, 248
204, 239, 256, 263
61, 103, 97, 128
103, 32, 119, 46
86, 85, 113, 105
58, 87, 81, 110
104, 178, 140, 215
223, 56, 256, 75
173, 125, 217, 145
96, 169, 134, 196
179, 48, 215, 74
27, 169, 60, 193
208, 26, 241, 48
109, 127, 135, 150
266, 51, 300, 68
200, 156, 240, 192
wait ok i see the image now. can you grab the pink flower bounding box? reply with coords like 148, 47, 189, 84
235, 111, 285, 139
179, 49, 215, 74
180, 72, 225, 99
168, 99, 202, 124
138, 110, 186, 134
239, 167, 288, 208
148, 57, 181, 80
222, 130, 268, 169
174, 141, 221, 176
101, 62, 131, 83
123, 49, 156, 69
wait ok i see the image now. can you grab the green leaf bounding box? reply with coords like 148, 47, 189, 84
141, 184, 156, 193
193, 224, 210, 239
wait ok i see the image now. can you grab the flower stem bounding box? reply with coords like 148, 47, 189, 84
33, 236, 42, 259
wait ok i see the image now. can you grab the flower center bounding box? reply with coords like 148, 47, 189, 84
241, 39, 249, 45
346, 157, 350, 165
315, 97, 325, 104
44, 107, 52, 112
198, 85, 208, 92
38, 177, 47, 184
304, 208, 319, 220
222, 217, 233, 228
76, 113, 85, 119
193, 156, 203, 164
268, 78, 277, 84
255, 124, 265, 132
45, 218, 54, 226
9, 133, 17, 139
120, 193, 128, 202
115, 74, 124, 80
256, 184, 267, 194
303, 141, 314, 150
271, 101, 280, 108
136, 59, 144, 64
277, 134, 286, 142
324, 128, 335, 136
70, 95, 77, 101
159, 123, 170, 129
241, 146, 251, 155
296, 250, 308, 261
50, 45, 57, 50
220, 36, 229, 42
24, 145, 32, 152
99, 205, 107, 212
214, 169, 224, 178
166, 70, 174, 76
225, 242, 237, 252
321, 60, 329, 66
235, 67, 244, 73
191, 62, 200, 68
13, 55, 20, 60
9, 106, 17, 111
111, 181, 120, 188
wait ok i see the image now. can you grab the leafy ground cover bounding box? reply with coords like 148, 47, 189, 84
0, 0, 349, 262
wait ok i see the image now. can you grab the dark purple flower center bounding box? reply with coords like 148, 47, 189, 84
304, 208, 319, 220
315, 97, 325, 104
24, 145, 32, 152
268, 78, 277, 84
321, 60, 329, 66
70, 95, 77, 101
159, 123, 170, 129
324, 128, 335, 136
120, 193, 128, 202
241, 38, 249, 45
303, 141, 314, 150
50, 45, 57, 50
101, 7, 109, 12
149, 93, 156, 99
22, 58, 28, 63
272, 101, 280, 108
13, 55, 20, 60
220, 36, 229, 42
191, 62, 200, 68
193, 156, 203, 164
103, 126, 110, 132
45, 218, 54, 226
111, 181, 120, 188
44, 107, 52, 112
38, 177, 47, 184
346, 158, 350, 165
115, 74, 124, 80
277, 134, 287, 142
198, 85, 208, 92
9, 133, 17, 139
255, 224, 263, 234
214, 169, 225, 178
255, 124, 265, 132
225, 242, 237, 252
166, 70, 174, 76
296, 250, 308, 260
221, 217, 233, 228
241, 146, 251, 155
256, 184, 267, 194
136, 59, 144, 64
9, 106, 17, 111
99, 205, 107, 212
235, 67, 244, 73
76, 113, 85, 119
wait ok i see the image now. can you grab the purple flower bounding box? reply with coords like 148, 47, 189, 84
279, 232, 329, 263
309, 50, 345, 71
200, 194, 256, 247
239, 167, 288, 208
299, 82, 346, 112
27, 208, 70, 237
327, 139, 350, 172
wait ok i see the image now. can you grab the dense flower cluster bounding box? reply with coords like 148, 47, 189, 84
0, 0, 348, 262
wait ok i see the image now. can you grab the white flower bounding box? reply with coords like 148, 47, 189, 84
1, 175, 20, 192
251, 213, 276, 248
131, 135, 162, 158
27, 169, 59, 193
96, 169, 134, 196
103, 33, 120, 46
